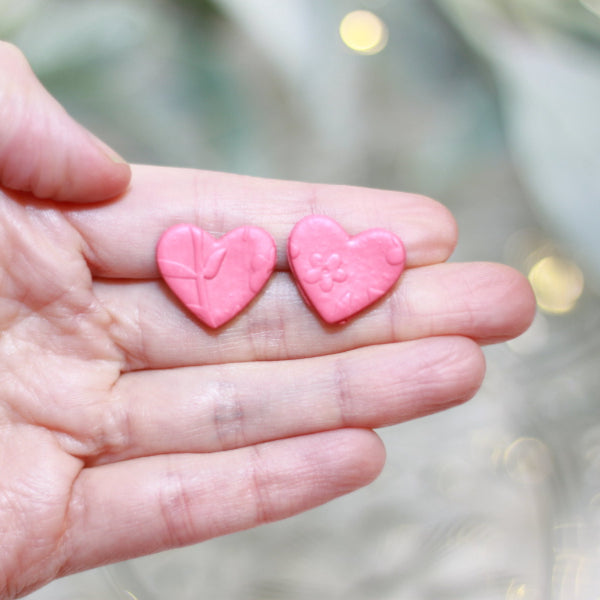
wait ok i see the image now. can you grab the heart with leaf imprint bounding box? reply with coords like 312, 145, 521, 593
157, 224, 276, 328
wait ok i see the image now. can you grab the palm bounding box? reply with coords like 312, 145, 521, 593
0, 191, 123, 596
0, 166, 535, 598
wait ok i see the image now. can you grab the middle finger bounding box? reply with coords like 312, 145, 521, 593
95, 261, 533, 371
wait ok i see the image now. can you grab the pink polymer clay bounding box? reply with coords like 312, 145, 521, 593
288, 215, 405, 324
157, 223, 276, 329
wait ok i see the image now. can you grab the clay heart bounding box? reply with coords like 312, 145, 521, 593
157, 224, 276, 328
288, 215, 405, 324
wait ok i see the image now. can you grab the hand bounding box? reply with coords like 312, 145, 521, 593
0, 42, 535, 598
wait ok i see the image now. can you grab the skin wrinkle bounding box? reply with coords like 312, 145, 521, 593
1, 209, 89, 322
12, 106, 61, 199
84, 390, 133, 465
192, 170, 229, 237
0, 426, 80, 597
210, 373, 247, 452
55, 464, 86, 582
0, 292, 28, 334
54, 109, 82, 201
3, 338, 113, 457
56, 472, 92, 580
93, 280, 151, 373
305, 181, 321, 219
275, 308, 290, 359
78, 374, 139, 467
0, 120, 21, 188
117, 283, 153, 372
0, 214, 34, 321
157, 458, 198, 549
61, 211, 112, 280
41, 458, 85, 590
241, 299, 268, 363
23, 111, 45, 198
0, 395, 20, 431
132, 291, 152, 372
247, 444, 274, 528
16, 292, 115, 361
332, 355, 353, 429
446, 271, 487, 330
60, 139, 77, 203
414, 338, 485, 414
477, 270, 536, 343
395, 266, 465, 339
0, 344, 42, 429
396, 194, 458, 267
436, 265, 528, 344
0, 201, 126, 459
454, 340, 486, 405
249, 278, 294, 361
6, 351, 115, 460
386, 273, 408, 344
0, 82, 28, 191
397, 342, 450, 409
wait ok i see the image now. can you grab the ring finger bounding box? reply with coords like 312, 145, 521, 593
87, 335, 485, 465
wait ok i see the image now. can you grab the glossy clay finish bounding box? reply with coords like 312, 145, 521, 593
157, 224, 276, 328
288, 215, 406, 324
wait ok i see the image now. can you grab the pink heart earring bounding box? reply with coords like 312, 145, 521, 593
157, 223, 276, 329
288, 215, 405, 324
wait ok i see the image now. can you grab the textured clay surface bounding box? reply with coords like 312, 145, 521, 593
157, 223, 276, 328
288, 215, 405, 324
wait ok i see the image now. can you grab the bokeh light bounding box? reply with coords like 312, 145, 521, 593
339, 10, 388, 55
506, 581, 541, 600
528, 256, 585, 315
504, 437, 553, 485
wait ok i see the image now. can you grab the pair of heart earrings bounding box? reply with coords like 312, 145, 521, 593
156, 215, 406, 329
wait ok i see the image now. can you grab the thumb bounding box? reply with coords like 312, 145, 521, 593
0, 41, 131, 203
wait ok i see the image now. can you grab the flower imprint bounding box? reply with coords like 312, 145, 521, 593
304, 252, 348, 292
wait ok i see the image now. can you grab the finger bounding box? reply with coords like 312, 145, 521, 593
95, 262, 535, 370
87, 336, 484, 465
60, 429, 384, 575
64, 164, 458, 276
0, 42, 130, 203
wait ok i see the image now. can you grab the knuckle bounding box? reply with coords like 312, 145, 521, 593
157, 461, 196, 547
209, 376, 247, 450
246, 445, 273, 526
0, 41, 29, 69
332, 357, 354, 427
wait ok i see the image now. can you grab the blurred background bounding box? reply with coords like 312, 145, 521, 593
2, 0, 600, 598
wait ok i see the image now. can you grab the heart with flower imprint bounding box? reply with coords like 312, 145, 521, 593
288, 215, 406, 324
157, 224, 276, 328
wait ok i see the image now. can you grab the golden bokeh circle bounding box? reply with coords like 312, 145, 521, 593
339, 10, 388, 55
528, 256, 584, 314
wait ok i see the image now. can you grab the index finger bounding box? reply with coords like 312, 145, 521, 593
64, 165, 458, 278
